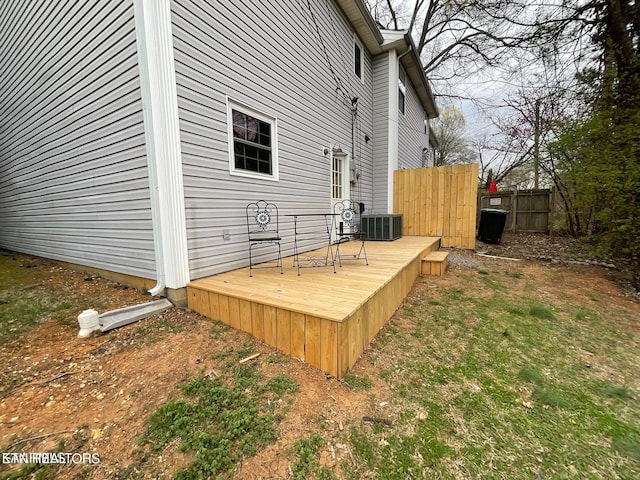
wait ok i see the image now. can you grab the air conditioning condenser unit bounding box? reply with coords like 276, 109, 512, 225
361, 214, 402, 241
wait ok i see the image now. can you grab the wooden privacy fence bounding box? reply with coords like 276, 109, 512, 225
394, 163, 478, 249
478, 189, 553, 233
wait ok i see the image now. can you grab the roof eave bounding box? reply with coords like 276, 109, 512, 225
380, 30, 438, 119
334, 0, 384, 53
331, 3, 439, 118
400, 33, 439, 119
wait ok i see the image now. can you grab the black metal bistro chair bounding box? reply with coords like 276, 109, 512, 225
246, 200, 283, 277
333, 199, 368, 267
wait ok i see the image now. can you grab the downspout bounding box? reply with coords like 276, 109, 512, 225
350, 97, 358, 198
398, 45, 412, 61
135, 0, 165, 297
134, 0, 190, 300
148, 282, 165, 298
147, 165, 166, 297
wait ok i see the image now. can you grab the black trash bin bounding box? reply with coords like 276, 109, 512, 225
477, 209, 509, 244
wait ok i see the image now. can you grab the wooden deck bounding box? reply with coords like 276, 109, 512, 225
187, 236, 441, 378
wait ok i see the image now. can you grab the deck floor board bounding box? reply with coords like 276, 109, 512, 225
189, 236, 439, 321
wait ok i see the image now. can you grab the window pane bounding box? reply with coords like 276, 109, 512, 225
232, 111, 246, 139
246, 117, 259, 142
258, 159, 271, 174
234, 142, 246, 170
258, 149, 272, 174
354, 43, 362, 78
232, 110, 261, 143
258, 120, 271, 146
230, 107, 274, 176
332, 156, 342, 199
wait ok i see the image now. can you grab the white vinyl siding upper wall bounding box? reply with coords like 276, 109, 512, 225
171, 0, 375, 279
371, 53, 391, 214
398, 74, 429, 169
0, 1, 155, 278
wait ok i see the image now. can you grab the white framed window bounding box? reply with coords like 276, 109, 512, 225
354, 37, 363, 82
398, 64, 406, 115
332, 154, 343, 199
226, 99, 279, 181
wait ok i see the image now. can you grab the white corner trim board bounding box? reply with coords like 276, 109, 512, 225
387, 49, 399, 214
134, 0, 190, 292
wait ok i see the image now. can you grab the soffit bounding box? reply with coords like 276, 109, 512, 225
334, 0, 384, 53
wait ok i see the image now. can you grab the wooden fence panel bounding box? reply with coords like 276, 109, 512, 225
478, 189, 551, 233
462, 164, 477, 248
394, 164, 478, 249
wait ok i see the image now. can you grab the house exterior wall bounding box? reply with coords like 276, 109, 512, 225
371, 53, 391, 214
170, 0, 375, 279
0, 1, 156, 278
398, 76, 429, 169
0, 1, 436, 287
371, 50, 430, 213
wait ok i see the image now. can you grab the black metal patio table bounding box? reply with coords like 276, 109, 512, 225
285, 213, 338, 275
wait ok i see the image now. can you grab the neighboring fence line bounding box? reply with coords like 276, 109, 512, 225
393, 163, 478, 249
477, 189, 554, 234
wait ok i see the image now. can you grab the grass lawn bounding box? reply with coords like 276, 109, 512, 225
0, 251, 83, 343
342, 263, 640, 479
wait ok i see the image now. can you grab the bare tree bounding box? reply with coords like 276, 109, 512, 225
364, 0, 621, 97
365, 0, 541, 87
474, 131, 534, 190
431, 105, 474, 166
473, 84, 572, 189
366, 0, 413, 30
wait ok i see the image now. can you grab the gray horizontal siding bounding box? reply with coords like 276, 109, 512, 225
0, 0, 155, 279
172, 0, 375, 278
372, 53, 390, 214
398, 76, 429, 169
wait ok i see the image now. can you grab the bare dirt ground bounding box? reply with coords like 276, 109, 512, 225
477, 232, 602, 264
476, 232, 639, 297
1, 234, 638, 479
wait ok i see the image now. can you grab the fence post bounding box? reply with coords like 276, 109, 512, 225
511, 189, 518, 232
549, 188, 555, 237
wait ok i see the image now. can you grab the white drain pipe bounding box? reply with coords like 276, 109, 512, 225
78, 309, 100, 338
99, 299, 173, 332
134, 0, 190, 297
77, 299, 173, 337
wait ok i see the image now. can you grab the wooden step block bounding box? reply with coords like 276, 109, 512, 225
421, 251, 449, 276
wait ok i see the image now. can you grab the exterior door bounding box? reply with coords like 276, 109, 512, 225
331, 150, 350, 241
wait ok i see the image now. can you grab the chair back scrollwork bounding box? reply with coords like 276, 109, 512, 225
245, 200, 283, 276
332, 199, 368, 266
